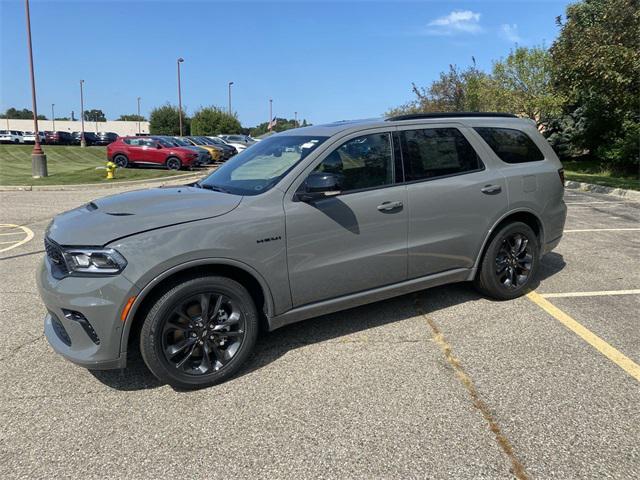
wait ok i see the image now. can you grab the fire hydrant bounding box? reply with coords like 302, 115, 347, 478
105, 160, 117, 180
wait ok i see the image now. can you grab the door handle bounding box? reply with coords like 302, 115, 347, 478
481, 184, 502, 195
377, 201, 403, 212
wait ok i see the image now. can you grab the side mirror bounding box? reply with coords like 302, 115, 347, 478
296, 172, 343, 202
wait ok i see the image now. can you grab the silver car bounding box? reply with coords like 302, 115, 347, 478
38, 113, 567, 389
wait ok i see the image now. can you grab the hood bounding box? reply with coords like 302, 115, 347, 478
47, 186, 242, 246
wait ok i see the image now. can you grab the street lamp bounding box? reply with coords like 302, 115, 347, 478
228, 81, 234, 115
137, 96, 141, 134
177, 57, 184, 136
269, 98, 273, 130
79, 79, 86, 147
24, 0, 47, 177
294, 111, 298, 128
51, 103, 55, 131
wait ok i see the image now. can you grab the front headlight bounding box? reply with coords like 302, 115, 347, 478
62, 247, 127, 275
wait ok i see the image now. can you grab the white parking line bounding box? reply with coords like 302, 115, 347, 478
565, 201, 626, 205
541, 289, 640, 298
564, 228, 640, 233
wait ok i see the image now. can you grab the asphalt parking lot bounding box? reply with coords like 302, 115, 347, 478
0, 185, 638, 479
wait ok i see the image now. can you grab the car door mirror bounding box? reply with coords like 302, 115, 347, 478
296, 172, 343, 202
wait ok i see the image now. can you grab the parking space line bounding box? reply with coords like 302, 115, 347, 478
564, 228, 640, 233
526, 291, 640, 382
565, 201, 626, 205
415, 298, 529, 480
541, 290, 640, 298
0, 224, 34, 253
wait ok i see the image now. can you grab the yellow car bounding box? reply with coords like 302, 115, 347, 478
181, 137, 223, 162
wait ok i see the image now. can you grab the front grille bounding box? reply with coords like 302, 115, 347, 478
44, 237, 69, 277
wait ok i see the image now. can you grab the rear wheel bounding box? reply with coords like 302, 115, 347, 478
113, 154, 129, 168
166, 157, 181, 170
474, 222, 539, 300
140, 276, 258, 389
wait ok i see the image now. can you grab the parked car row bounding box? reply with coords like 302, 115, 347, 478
106, 135, 242, 170
0, 129, 120, 145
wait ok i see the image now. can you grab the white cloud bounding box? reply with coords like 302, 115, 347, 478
500, 23, 522, 43
426, 10, 483, 35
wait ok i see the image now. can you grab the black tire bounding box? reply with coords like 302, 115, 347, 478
140, 276, 258, 389
474, 221, 539, 300
166, 157, 181, 170
113, 154, 129, 168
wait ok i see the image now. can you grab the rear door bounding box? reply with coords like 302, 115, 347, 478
398, 124, 508, 278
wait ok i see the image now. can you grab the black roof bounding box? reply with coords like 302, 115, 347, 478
386, 112, 517, 121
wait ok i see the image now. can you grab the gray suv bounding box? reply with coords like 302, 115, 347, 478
38, 113, 567, 389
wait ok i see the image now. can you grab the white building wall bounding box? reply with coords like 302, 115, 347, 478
1, 119, 149, 136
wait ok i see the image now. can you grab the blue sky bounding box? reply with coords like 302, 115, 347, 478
1, 0, 571, 127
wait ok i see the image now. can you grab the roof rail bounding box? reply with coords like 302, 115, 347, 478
386, 112, 517, 121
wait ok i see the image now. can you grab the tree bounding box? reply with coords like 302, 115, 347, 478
117, 114, 146, 121
0, 107, 46, 120
491, 46, 564, 127
190, 107, 241, 135
250, 117, 306, 136
149, 104, 190, 136
550, 0, 639, 172
83, 109, 106, 122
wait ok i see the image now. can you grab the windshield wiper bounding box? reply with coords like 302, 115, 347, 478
198, 183, 231, 194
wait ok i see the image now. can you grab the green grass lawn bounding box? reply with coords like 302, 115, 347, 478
563, 159, 639, 191
0, 145, 186, 185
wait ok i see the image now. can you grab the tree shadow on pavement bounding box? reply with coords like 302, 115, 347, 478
89, 252, 566, 392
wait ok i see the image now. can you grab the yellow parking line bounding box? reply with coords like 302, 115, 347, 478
541, 289, 640, 298
527, 291, 640, 382
0, 224, 34, 253
564, 228, 640, 233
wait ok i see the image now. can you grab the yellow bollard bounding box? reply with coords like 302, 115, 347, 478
105, 161, 116, 180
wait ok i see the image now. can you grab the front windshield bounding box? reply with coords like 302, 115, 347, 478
170, 137, 190, 147
156, 137, 177, 148
199, 135, 328, 196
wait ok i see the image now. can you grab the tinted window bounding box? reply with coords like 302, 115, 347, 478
312, 132, 393, 192
400, 128, 483, 181
474, 127, 544, 163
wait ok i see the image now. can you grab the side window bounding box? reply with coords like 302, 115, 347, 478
474, 127, 544, 163
401, 128, 483, 182
313, 132, 394, 192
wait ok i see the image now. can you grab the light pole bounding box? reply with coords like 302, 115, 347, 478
79, 79, 86, 147
137, 96, 141, 134
25, 0, 47, 177
228, 81, 234, 115
294, 111, 298, 128
51, 103, 55, 131
177, 57, 184, 136
269, 98, 273, 130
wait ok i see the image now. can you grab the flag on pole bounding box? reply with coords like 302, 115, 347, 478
268, 116, 277, 131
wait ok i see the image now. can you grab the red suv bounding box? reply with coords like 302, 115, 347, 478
107, 136, 201, 170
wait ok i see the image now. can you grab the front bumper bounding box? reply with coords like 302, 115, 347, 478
37, 258, 140, 370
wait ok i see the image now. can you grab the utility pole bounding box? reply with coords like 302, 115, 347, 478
79, 79, 86, 147
177, 57, 184, 136
25, 0, 47, 177
137, 96, 141, 134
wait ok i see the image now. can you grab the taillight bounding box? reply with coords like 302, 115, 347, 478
558, 168, 565, 187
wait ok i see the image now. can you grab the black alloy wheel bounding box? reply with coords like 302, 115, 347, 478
495, 232, 533, 289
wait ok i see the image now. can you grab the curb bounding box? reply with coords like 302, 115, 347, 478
565, 180, 640, 201
0, 168, 215, 192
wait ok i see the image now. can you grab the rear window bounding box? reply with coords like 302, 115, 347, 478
474, 127, 544, 164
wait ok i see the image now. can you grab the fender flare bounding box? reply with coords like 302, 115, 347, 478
471, 207, 545, 270
119, 258, 276, 355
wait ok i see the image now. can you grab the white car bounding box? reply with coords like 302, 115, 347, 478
0, 130, 24, 144
23, 131, 46, 144
209, 136, 247, 152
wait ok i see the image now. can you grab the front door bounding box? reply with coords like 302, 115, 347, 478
284, 131, 408, 307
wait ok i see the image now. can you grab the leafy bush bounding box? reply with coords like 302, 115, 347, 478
149, 104, 190, 136
190, 107, 241, 135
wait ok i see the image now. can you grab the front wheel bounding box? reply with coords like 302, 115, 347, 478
140, 276, 258, 389
113, 154, 129, 168
474, 222, 539, 300
166, 157, 182, 170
